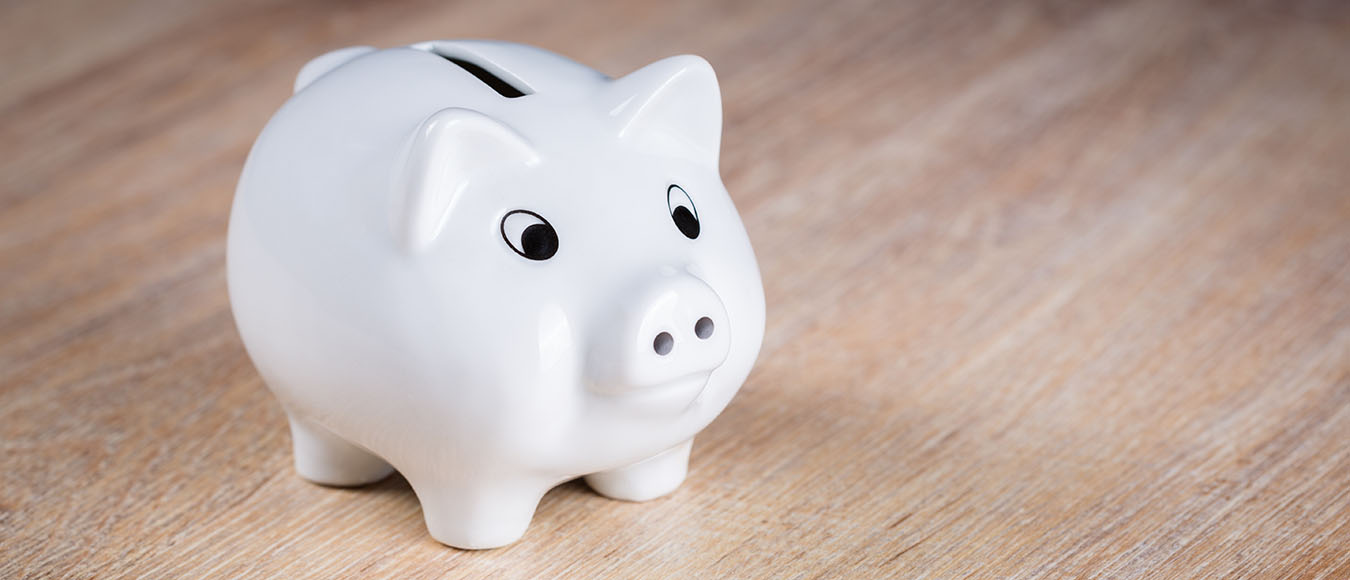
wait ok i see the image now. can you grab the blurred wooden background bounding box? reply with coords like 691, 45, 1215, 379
3, 0, 1349, 577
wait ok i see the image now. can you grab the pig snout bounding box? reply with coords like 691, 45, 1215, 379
586, 271, 731, 397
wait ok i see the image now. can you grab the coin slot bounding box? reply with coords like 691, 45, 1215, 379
443, 56, 530, 98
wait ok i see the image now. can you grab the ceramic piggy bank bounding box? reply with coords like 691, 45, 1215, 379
226, 40, 765, 549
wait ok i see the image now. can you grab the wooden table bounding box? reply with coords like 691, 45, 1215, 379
3, 0, 1348, 577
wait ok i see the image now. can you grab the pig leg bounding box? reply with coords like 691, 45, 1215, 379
584, 439, 693, 502
286, 414, 394, 486
411, 478, 548, 550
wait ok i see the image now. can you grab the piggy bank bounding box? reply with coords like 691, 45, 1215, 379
226, 40, 765, 549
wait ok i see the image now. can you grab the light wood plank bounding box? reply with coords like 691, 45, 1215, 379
3, 0, 1349, 577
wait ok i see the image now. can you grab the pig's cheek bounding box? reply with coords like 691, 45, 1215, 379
529, 303, 585, 419
536, 303, 575, 375
489, 304, 584, 458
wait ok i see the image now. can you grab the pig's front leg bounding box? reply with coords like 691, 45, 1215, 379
411, 478, 548, 550
584, 439, 693, 502
287, 414, 394, 486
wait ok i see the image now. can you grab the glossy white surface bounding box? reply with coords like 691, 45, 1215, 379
226, 40, 765, 549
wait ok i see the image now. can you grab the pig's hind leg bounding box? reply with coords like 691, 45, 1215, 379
584, 439, 693, 502
286, 414, 395, 486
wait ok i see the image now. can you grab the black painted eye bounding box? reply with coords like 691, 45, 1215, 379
667, 184, 699, 239
501, 210, 558, 261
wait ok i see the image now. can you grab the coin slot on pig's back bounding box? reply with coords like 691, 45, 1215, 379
414, 43, 534, 98
443, 57, 529, 98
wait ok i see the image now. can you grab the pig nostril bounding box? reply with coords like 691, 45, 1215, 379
653, 332, 674, 356
694, 317, 714, 339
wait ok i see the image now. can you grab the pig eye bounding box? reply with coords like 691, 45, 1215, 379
501, 210, 558, 261
667, 184, 699, 239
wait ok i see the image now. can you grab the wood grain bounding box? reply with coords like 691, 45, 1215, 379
3, 0, 1349, 577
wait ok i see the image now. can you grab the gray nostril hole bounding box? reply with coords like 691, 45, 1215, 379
653, 332, 674, 356
694, 317, 714, 339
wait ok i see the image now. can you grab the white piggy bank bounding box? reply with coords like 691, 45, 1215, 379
226, 40, 765, 549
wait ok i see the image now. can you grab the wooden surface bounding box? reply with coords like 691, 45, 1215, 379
3, 0, 1349, 577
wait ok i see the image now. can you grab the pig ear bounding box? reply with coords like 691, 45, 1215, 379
606, 55, 723, 167
391, 108, 540, 253
294, 46, 375, 93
